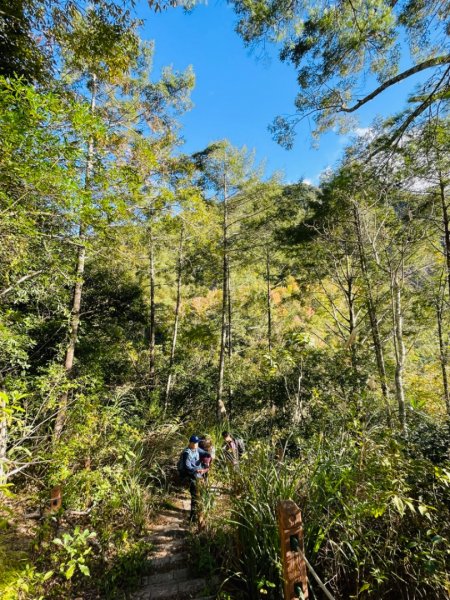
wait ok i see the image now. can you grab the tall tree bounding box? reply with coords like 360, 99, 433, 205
230, 0, 450, 146
324, 165, 392, 410
193, 141, 272, 421
394, 114, 450, 416
53, 6, 141, 438
123, 69, 194, 393
0, 77, 94, 477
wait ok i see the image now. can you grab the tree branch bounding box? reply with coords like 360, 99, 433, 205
340, 56, 450, 114
0, 270, 44, 298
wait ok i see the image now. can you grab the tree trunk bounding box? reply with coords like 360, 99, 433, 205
53, 228, 86, 439
266, 249, 276, 415
217, 252, 228, 421
292, 359, 304, 425
439, 172, 450, 302
266, 249, 272, 354
353, 203, 391, 416
217, 175, 229, 422
391, 269, 407, 433
343, 256, 357, 371
164, 226, 184, 411
148, 219, 156, 391
436, 299, 450, 416
54, 74, 97, 440
0, 384, 7, 485
438, 172, 450, 417
226, 260, 233, 418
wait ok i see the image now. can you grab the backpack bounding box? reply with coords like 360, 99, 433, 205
235, 437, 245, 458
177, 449, 188, 478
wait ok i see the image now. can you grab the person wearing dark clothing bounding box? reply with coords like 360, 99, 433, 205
182, 434, 210, 522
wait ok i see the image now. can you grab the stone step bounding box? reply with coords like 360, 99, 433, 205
151, 521, 186, 532
151, 539, 185, 558
133, 577, 209, 600
152, 534, 187, 548
169, 498, 190, 511
158, 508, 187, 519
143, 567, 190, 586
151, 528, 187, 541
150, 551, 188, 573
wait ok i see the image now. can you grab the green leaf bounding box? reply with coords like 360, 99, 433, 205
65, 563, 76, 580
391, 495, 405, 516
78, 564, 90, 576
372, 505, 386, 518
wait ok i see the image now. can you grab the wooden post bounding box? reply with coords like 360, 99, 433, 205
50, 485, 62, 512
277, 500, 308, 600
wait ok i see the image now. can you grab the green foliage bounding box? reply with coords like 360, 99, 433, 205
200, 419, 450, 599
0, 0, 49, 82
1, 2, 450, 599
1, 526, 93, 599
224, 443, 302, 599
188, 528, 220, 579
230, 0, 450, 144
300, 423, 450, 598
100, 537, 153, 599
120, 474, 148, 533
52, 527, 95, 580
0, 539, 29, 599
55, 4, 141, 81
3, 563, 53, 600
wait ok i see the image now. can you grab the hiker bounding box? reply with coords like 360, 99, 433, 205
199, 435, 215, 479
179, 435, 210, 522
221, 431, 245, 472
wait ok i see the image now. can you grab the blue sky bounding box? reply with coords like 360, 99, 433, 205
137, 0, 426, 184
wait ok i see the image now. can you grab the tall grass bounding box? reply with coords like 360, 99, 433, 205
205, 424, 450, 599
224, 441, 304, 599
301, 427, 450, 599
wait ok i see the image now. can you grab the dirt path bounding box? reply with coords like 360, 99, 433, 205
131, 492, 217, 600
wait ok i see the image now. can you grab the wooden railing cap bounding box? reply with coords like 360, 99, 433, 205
277, 500, 302, 530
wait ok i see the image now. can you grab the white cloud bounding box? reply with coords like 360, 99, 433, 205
354, 127, 376, 140
318, 166, 333, 183
408, 177, 433, 193
338, 127, 376, 145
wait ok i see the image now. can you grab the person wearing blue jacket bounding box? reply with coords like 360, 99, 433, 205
182, 435, 210, 522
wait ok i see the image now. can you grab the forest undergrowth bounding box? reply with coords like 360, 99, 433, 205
191, 405, 450, 600
2, 403, 450, 599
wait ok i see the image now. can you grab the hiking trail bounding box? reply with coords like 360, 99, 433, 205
132, 491, 217, 600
